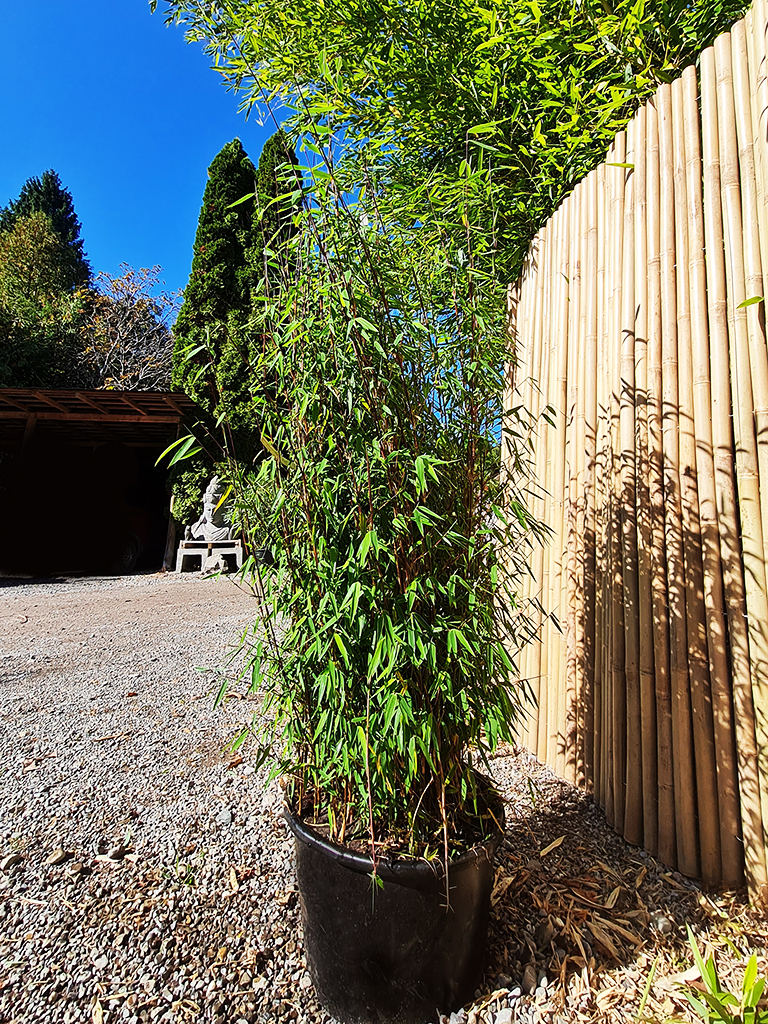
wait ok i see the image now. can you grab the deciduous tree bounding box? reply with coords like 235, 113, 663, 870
0, 169, 90, 290
78, 265, 178, 390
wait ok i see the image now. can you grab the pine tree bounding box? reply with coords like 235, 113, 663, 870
0, 170, 90, 290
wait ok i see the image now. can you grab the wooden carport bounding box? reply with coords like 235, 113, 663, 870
0, 389, 200, 573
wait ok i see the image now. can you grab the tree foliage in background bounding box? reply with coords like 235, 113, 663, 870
0, 212, 84, 387
78, 265, 177, 390
0, 169, 91, 290
156, 0, 751, 281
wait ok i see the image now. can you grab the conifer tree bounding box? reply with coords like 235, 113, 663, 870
172, 138, 258, 411
0, 170, 90, 290
253, 128, 300, 295
173, 134, 299, 477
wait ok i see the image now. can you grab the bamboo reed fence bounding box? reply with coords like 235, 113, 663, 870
507, 1, 768, 905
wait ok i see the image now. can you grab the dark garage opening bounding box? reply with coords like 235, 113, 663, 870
0, 389, 199, 575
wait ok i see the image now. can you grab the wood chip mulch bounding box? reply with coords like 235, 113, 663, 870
461, 746, 768, 1024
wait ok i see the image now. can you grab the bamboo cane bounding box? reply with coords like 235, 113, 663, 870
564, 186, 583, 783
633, 102, 658, 856
646, 95, 676, 869
603, 142, 618, 825
673, 72, 722, 885
594, 160, 608, 809
683, 63, 743, 886
536, 208, 558, 766
518, 252, 536, 749
518, 242, 538, 750
573, 181, 590, 786
552, 200, 572, 776
540, 205, 565, 770
659, 81, 700, 878
610, 133, 628, 832
583, 168, 599, 793
715, 32, 768, 903
620, 119, 643, 847
702, 40, 768, 901
746, 4, 768, 305
535, 208, 556, 765
543, 204, 565, 769
528, 225, 550, 758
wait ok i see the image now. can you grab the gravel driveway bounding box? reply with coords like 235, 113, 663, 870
0, 572, 331, 1024
3, 572, 748, 1024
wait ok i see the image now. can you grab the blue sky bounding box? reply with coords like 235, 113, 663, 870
0, 0, 277, 297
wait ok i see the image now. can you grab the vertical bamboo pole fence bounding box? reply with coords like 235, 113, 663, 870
505, 0, 768, 896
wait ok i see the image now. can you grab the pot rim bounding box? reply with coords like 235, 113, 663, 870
284, 802, 504, 883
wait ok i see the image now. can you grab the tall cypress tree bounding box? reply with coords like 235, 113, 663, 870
253, 128, 300, 295
173, 135, 300, 459
172, 139, 258, 414
0, 170, 90, 290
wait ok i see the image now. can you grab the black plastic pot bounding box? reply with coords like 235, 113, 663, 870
285, 807, 502, 1024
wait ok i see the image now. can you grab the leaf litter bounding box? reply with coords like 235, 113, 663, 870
455, 746, 768, 1024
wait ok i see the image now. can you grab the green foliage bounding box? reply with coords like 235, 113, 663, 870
0, 169, 90, 289
152, 0, 750, 858
169, 458, 211, 528
680, 927, 767, 1024
206, 133, 545, 857
0, 212, 85, 387
253, 129, 301, 295
157, 0, 751, 280
172, 138, 258, 410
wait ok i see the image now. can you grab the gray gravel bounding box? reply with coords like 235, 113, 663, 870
0, 571, 333, 1024
0, 571, 683, 1024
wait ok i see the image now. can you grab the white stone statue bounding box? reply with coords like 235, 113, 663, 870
186, 476, 233, 542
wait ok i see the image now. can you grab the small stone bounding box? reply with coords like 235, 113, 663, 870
298, 975, 312, 991
215, 807, 232, 826
45, 849, 70, 866
93, 955, 108, 971
0, 852, 23, 870
508, 987, 522, 1001
494, 974, 514, 991
522, 964, 537, 994
535, 918, 555, 948
495, 1011, 513, 1024
107, 846, 126, 861
65, 861, 86, 877
649, 911, 675, 935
